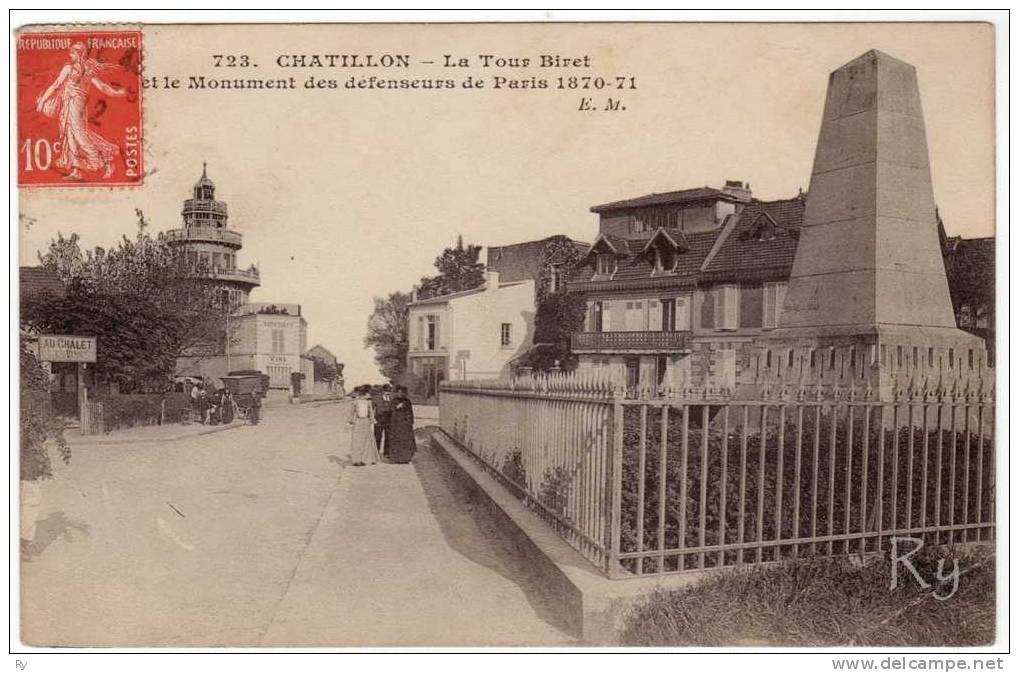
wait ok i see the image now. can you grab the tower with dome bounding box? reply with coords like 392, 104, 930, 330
169, 164, 325, 393
164, 163, 260, 310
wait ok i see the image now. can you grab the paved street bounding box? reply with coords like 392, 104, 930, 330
21, 401, 575, 647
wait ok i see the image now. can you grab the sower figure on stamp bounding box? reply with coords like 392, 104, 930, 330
371, 383, 394, 457
34, 42, 126, 180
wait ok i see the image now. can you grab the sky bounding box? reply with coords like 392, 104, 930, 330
17, 22, 996, 386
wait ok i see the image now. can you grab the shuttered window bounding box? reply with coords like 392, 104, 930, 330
625, 301, 645, 331
700, 290, 714, 329
739, 284, 764, 328
648, 299, 662, 331
675, 295, 691, 331
763, 282, 788, 329
609, 301, 625, 331
715, 285, 739, 330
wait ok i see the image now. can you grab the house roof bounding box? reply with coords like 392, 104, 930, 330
486, 235, 589, 282
573, 228, 719, 285
569, 196, 807, 291
409, 284, 487, 306
944, 236, 994, 264
20, 266, 65, 298
642, 228, 689, 253
307, 344, 336, 361
590, 186, 740, 214
700, 197, 805, 282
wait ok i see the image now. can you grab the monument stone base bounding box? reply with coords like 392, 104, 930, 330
738, 324, 989, 401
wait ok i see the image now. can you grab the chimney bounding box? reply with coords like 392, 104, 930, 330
485, 270, 500, 289
722, 180, 752, 202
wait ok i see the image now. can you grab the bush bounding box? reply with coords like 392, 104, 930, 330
20, 343, 70, 480
500, 448, 527, 486
162, 392, 191, 422
620, 405, 994, 573
97, 394, 165, 432
619, 546, 995, 646
538, 465, 573, 523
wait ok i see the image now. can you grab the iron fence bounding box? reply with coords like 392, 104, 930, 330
439, 373, 995, 578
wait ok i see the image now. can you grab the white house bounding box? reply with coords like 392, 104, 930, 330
406, 270, 536, 399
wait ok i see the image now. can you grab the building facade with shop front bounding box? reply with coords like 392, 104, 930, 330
176, 302, 313, 390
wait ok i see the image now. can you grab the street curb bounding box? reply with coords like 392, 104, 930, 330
299, 398, 348, 408
66, 420, 245, 447
425, 427, 714, 645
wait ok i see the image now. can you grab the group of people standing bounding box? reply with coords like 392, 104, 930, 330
347, 383, 416, 466
189, 380, 235, 425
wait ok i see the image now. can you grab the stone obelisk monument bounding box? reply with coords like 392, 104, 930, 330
752, 50, 988, 398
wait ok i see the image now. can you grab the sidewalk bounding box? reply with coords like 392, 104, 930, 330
65, 419, 244, 447
415, 404, 438, 424
260, 431, 575, 646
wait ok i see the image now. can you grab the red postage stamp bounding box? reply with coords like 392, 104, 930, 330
16, 30, 143, 187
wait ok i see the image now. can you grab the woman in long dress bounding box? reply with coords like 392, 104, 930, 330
347, 388, 381, 466
34, 42, 126, 180
385, 386, 416, 464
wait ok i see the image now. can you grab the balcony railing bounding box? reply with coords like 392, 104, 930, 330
164, 226, 242, 247
202, 266, 261, 285
182, 199, 228, 216
571, 330, 693, 352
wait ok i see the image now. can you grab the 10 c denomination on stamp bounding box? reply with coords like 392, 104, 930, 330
17, 30, 143, 187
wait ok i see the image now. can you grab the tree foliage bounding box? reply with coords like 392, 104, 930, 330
311, 356, 340, 382
416, 235, 486, 300
518, 236, 589, 372
23, 217, 229, 392
364, 291, 412, 381
20, 342, 70, 481
944, 245, 994, 322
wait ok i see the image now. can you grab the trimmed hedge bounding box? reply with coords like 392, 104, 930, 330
620, 405, 994, 573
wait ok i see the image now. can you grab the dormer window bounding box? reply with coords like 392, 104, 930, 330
644, 228, 686, 275
653, 247, 677, 273
745, 212, 779, 241
595, 253, 616, 276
